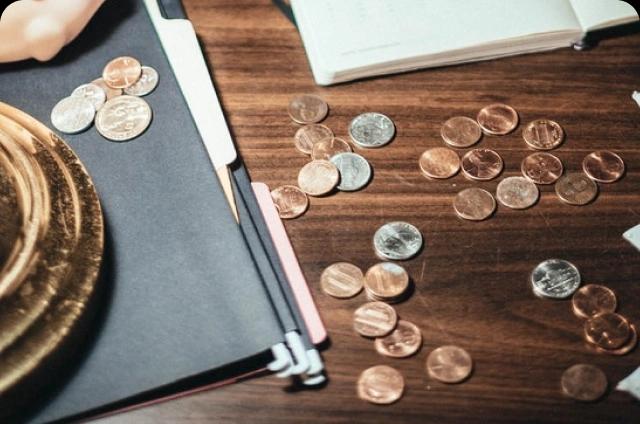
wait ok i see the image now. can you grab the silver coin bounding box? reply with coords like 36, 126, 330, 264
349, 112, 395, 148
530, 259, 581, 299
95, 95, 152, 141
496, 176, 539, 210
50, 96, 95, 134
373, 222, 423, 261
329, 152, 372, 191
71, 83, 107, 111
124, 66, 159, 96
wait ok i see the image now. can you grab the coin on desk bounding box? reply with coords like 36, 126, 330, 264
353, 301, 398, 338
349, 112, 395, 148
530, 259, 581, 299
584, 312, 631, 350
453, 188, 496, 221
555, 173, 598, 206
571, 284, 617, 319
329, 152, 372, 191
441, 116, 482, 148
92, 78, 123, 100
297, 159, 339, 196
357, 365, 405, 405
288, 94, 328, 124
593, 323, 637, 356
561, 364, 608, 402
124, 66, 160, 97
95, 95, 152, 141
426, 345, 473, 384
522, 119, 564, 150
373, 221, 422, 261
461, 148, 503, 181
51, 96, 95, 134
71, 83, 107, 111
419, 147, 460, 179
582, 150, 625, 183
311, 137, 351, 161
521, 152, 563, 185
270, 185, 309, 219
102, 56, 143, 89
294, 124, 333, 155
374, 320, 422, 358
476, 103, 519, 135
320, 262, 364, 299
496, 176, 539, 210
364, 262, 409, 303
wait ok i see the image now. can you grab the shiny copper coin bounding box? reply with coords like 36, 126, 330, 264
594, 324, 637, 356
91, 78, 123, 100
288, 94, 329, 124
294, 124, 333, 155
419, 147, 460, 179
571, 284, 617, 319
440, 116, 482, 148
353, 301, 398, 338
102, 56, 142, 89
297, 160, 339, 196
311, 137, 352, 161
357, 365, 405, 405
521, 152, 563, 185
270, 185, 309, 219
374, 320, 422, 358
582, 150, 625, 183
561, 364, 608, 402
555, 173, 598, 206
461, 148, 503, 181
584, 312, 631, 350
320, 262, 364, 299
364, 262, 409, 302
496, 176, 539, 210
453, 188, 496, 221
426, 345, 473, 384
476, 103, 519, 135
522, 119, 564, 150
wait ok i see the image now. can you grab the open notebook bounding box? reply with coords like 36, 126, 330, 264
290, 0, 639, 85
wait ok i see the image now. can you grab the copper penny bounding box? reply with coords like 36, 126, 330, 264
357, 365, 405, 405
426, 345, 473, 384
288, 94, 329, 124
364, 262, 409, 303
353, 301, 398, 338
496, 176, 539, 210
440, 116, 482, 148
102, 56, 142, 89
561, 364, 608, 402
270, 185, 309, 219
584, 312, 631, 350
320, 262, 364, 299
297, 160, 339, 196
91, 78, 123, 100
453, 188, 496, 221
419, 147, 460, 179
521, 152, 563, 185
461, 148, 503, 181
374, 320, 422, 358
582, 151, 625, 183
571, 284, 617, 319
522, 119, 565, 150
294, 124, 333, 155
311, 137, 352, 161
594, 324, 637, 356
555, 173, 598, 206
476, 103, 519, 135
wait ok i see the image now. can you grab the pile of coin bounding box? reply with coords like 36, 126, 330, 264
425, 104, 626, 221
270, 95, 390, 219
51, 56, 158, 142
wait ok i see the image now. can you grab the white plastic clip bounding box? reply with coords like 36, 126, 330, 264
632, 91, 640, 108
267, 343, 293, 373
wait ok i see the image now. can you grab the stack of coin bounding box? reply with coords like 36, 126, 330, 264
51, 56, 158, 142
364, 262, 410, 303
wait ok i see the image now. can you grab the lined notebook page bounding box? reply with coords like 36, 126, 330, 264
570, 0, 638, 31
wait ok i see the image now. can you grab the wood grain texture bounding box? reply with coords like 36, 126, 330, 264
99, 1, 640, 422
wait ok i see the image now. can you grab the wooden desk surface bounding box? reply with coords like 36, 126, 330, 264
101, 1, 640, 422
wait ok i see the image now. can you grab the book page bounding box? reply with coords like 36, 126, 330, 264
570, 0, 638, 31
292, 0, 581, 75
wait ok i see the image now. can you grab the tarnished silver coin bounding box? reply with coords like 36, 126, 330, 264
124, 66, 160, 96
373, 221, 423, 261
531, 259, 581, 299
329, 152, 372, 191
349, 112, 395, 148
496, 176, 539, 210
71, 83, 107, 111
95, 95, 152, 141
50, 96, 95, 134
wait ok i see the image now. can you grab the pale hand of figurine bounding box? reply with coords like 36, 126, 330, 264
0, 0, 106, 63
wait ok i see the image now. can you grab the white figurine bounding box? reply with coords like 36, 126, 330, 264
0, 0, 106, 63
